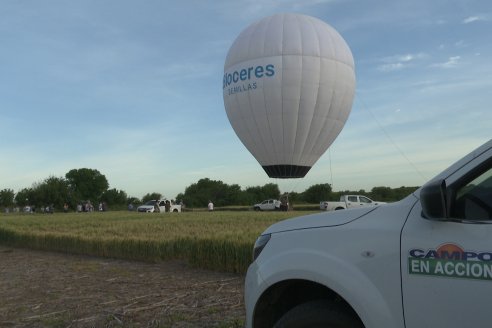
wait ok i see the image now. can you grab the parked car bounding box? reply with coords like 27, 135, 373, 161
253, 199, 281, 211
320, 194, 386, 211
137, 199, 181, 213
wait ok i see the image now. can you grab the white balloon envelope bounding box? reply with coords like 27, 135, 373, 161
223, 13, 355, 178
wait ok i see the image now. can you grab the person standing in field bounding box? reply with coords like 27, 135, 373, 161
208, 200, 214, 211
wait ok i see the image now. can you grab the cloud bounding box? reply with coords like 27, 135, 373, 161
378, 62, 404, 72
377, 53, 427, 72
454, 40, 466, 48
462, 16, 483, 24
430, 56, 461, 68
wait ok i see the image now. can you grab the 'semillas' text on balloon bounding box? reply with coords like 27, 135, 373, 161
223, 64, 275, 92
227, 82, 257, 95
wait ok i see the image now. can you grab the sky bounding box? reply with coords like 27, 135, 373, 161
0, 0, 490, 200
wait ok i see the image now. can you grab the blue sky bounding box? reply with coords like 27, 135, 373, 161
0, 0, 490, 200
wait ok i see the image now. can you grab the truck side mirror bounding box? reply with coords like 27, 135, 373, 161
420, 179, 449, 220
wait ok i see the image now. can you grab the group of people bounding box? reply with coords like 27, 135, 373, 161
20, 205, 54, 214
75, 201, 107, 212
3, 205, 54, 214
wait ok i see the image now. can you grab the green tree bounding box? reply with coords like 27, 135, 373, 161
285, 191, 300, 204
14, 188, 35, 207
302, 183, 333, 203
369, 186, 392, 202
393, 186, 419, 201
0, 188, 15, 208
31, 176, 70, 210
175, 192, 185, 204
65, 168, 109, 203
180, 178, 246, 207
126, 196, 141, 206
223, 183, 242, 206
182, 178, 222, 207
261, 183, 281, 200
244, 183, 280, 204
101, 188, 127, 207
142, 192, 162, 203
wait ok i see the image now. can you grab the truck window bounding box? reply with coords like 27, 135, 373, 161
359, 196, 371, 203
453, 167, 492, 220
347, 196, 357, 202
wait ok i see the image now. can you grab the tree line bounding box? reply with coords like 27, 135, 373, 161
0, 168, 419, 211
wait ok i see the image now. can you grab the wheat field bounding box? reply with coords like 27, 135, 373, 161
0, 211, 316, 273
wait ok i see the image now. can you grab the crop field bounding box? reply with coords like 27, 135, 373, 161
0, 210, 317, 274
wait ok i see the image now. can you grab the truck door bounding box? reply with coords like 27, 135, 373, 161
345, 195, 358, 208
359, 196, 373, 206
401, 150, 492, 328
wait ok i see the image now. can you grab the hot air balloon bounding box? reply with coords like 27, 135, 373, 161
223, 13, 355, 178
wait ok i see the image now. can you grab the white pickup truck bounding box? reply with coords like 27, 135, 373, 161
245, 139, 492, 328
253, 199, 281, 211
136, 199, 181, 213
320, 194, 386, 211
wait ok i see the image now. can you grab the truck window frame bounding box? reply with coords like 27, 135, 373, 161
449, 157, 492, 221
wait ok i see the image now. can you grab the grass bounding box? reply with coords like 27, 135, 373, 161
0, 210, 316, 273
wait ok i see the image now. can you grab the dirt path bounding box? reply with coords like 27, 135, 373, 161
0, 246, 245, 327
